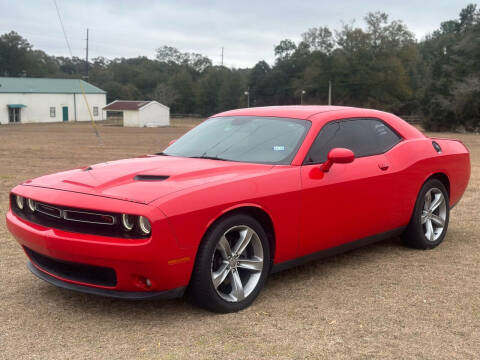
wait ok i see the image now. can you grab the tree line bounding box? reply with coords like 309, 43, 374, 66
0, 4, 479, 131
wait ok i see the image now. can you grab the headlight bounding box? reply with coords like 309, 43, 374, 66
121, 214, 135, 231
27, 198, 36, 212
138, 216, 151, 235
15, 195, 24, 210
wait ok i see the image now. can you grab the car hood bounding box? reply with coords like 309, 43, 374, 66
23, 155, 273, 204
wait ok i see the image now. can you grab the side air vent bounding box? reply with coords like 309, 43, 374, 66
134, 175, 169, 181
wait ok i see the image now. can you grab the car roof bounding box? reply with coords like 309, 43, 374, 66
212, 105, 425, 140
213, 105, 356, 120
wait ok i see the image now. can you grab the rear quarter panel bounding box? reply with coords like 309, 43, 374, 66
430, 138, 471, 206
385, 137, 470, 225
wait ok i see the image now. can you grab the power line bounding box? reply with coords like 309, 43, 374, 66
52, 0, 73, 57
51, 0, 101, 142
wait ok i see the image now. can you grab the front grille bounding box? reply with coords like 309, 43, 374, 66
11, 195, 148, 239
36, 202, 62, 218
34, 201, 116, 225
63, 209, 116, 225
25, 247, 117, 287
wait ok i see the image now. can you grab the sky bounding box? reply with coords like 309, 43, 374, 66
0, 0, 473, 68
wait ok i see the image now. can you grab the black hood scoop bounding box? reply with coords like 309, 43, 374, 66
134, 175, 169, 181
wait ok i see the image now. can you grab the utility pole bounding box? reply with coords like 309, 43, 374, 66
328, 80, 332, 105
244, 87, 250, 107
221, 47, 224, 66
85, 28, 89, 81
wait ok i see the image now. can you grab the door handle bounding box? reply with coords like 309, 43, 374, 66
378, 162, 389, 171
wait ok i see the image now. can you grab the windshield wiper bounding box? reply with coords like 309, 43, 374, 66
189, 155, 228, 161
155, 152, 171, 156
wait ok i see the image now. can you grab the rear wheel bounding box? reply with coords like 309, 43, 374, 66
402, 179, 449, 249
188, 214, 270, 313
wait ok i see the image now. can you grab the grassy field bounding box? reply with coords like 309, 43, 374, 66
0, 120, 479, 359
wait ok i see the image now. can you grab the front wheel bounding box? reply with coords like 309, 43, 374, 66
188, 214, 270, 313
402, 178, 450, 249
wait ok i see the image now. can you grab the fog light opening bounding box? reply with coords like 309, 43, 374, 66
134, 275, 152, 290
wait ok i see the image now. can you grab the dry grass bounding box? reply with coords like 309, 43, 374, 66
0, 121, 479, 360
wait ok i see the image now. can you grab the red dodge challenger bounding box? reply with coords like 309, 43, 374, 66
6, 106, 470, 312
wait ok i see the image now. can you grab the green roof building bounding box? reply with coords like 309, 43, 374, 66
0, 77, 107, 124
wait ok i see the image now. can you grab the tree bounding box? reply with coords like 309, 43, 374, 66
156, 46, 186, 64
188, 53, 212, 73
274, 39, 297, 60
420, 4, 480, 130
248, 61, 271, 105
196, 67, 223, 116
0, 31, 33, 76
0, 5, 478, 129
156, 45, 212, 72
151, 83, 179, 107
168, 67, 196, 113
301, 26, 334, 54
459, 4, 478, 31
218, 69, 244, 111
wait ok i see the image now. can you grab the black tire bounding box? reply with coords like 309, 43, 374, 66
188, 213, 271, 313
402, 178, 450, 249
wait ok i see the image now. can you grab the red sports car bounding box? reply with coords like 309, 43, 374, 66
6, 106, 470, 312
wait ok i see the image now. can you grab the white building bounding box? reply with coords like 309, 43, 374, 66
0, 77, 106, 124
103, 100, 170, 127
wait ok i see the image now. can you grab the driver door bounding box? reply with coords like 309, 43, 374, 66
299, 118, 402, 256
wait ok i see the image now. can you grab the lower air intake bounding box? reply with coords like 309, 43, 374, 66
24, 247, 117, 287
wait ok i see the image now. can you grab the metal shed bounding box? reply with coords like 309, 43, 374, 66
103, 100, 170, 127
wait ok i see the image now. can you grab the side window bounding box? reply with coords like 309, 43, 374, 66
370, 120, 401, 152
305, 118, 401, 164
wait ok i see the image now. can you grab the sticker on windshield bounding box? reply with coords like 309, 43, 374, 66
273, 145, 286, 151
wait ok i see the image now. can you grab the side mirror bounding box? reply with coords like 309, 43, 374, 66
320, 148, 354, 172
168, 139, 177, 146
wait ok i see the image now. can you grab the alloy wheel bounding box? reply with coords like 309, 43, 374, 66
210, 225, 264, 302
421, 187, 447, 242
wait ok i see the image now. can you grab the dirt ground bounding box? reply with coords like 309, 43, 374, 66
0, 120, 478, 360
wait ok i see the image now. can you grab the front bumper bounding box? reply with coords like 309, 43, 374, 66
6, 186, 196, 297
28, 262, 185, 300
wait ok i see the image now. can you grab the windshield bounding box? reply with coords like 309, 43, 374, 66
163, 116, 311, 165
